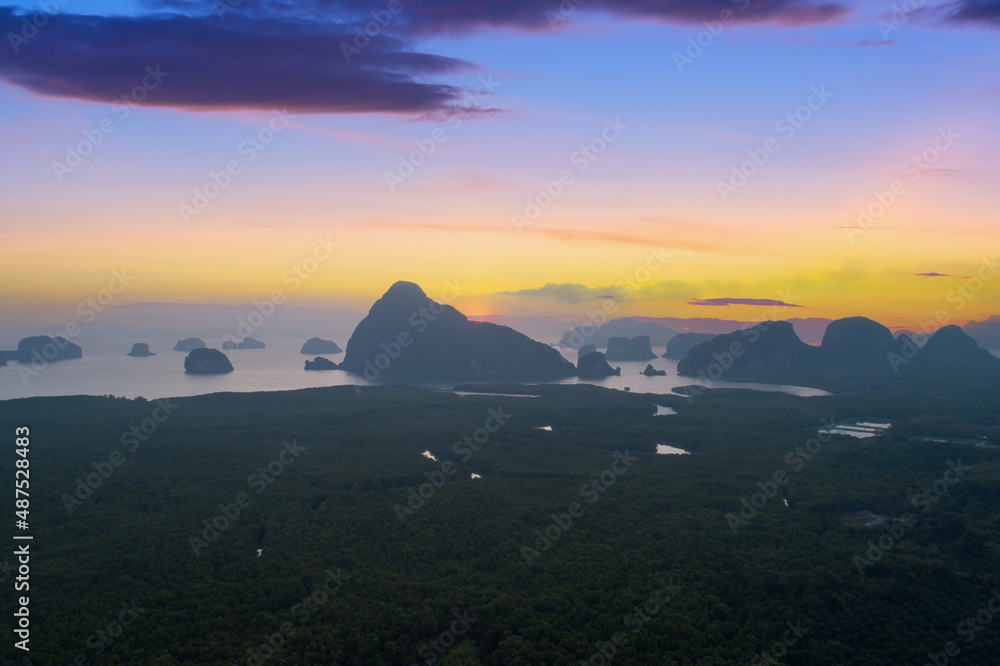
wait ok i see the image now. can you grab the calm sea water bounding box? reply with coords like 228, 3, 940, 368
0, 337, 831, 401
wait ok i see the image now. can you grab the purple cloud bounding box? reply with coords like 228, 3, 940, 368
0, 8, 486, 115
947, 0, 1000, 24
147, 0, 850, 32
914, 272, 971, 278
687, 298, 803, 307
0, 0, 853, 115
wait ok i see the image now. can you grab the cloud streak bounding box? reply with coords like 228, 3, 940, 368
502, 279, 701, 303
687, 297, 803, 307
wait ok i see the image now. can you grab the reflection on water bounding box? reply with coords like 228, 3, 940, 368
0, 337, 362, 401
1, 337, 834, 401
553, 351, 831, 398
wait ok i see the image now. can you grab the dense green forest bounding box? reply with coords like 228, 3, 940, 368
1, 378, 998, 664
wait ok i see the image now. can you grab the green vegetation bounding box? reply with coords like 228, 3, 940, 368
0, 379, 998, 664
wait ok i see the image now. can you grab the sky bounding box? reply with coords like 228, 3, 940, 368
0, 0, 998, 339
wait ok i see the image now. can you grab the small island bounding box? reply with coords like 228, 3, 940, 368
577, 351, 621, 378
183, 348, 234, 374
301, 337, 342, 354
223, 337, 266, 350
642, 364, 667, 376
174, 337, 206, 352
6, 335, 84, 363
127, 343, 155, 357
304, 357, 338, 371
605, 336, 656, 361
238, 336, 266, 349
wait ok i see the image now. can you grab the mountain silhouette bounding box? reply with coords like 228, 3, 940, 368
577, 351, 620, 378
605, 336, 657, 361
677, 317, 998, 385
663, 332, 714, 359
340, 281, 575, 382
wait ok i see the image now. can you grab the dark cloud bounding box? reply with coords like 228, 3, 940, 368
385, 0, 846, 34
914, 272, 971, 278
0, 7, 485, 115
0, 0, 852, 115
687, 297, 803, 307
0, 0, 853, 116
947, 0, 1000, 24
146, 0, 850, 32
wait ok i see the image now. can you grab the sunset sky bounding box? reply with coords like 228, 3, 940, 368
0, 0, 998, 334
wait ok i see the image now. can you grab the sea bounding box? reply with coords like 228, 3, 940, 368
0, 337, 832, 402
